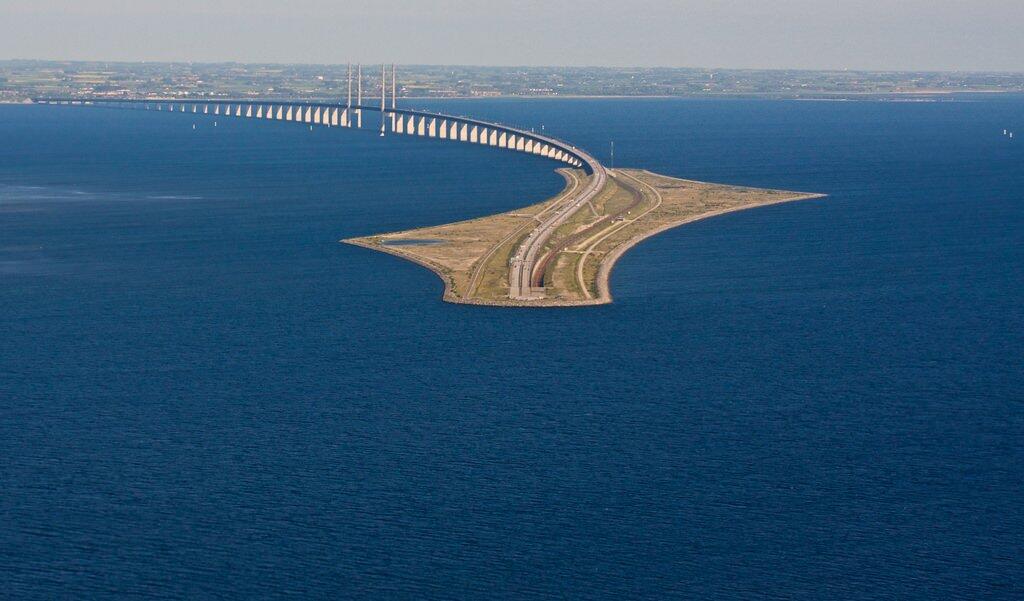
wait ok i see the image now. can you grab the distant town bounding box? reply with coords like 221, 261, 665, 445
3, 60, 1024, 103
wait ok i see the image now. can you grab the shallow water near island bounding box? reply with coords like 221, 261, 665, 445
1, 98, 1022, 599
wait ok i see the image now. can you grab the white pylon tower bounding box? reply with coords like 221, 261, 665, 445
356, 64, 362, 128
391, 63, 397, 132
380, 64, 386, 136
346, 63, 352, 127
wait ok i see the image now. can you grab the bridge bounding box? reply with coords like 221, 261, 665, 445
34, 65, 607, 302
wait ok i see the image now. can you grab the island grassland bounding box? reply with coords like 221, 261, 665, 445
343, 168, 824, 307
568, 170, 825, 304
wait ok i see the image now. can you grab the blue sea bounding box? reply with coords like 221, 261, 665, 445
1, 97, 1022, 599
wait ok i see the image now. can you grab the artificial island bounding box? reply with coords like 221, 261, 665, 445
347, 169, 823, 306
35, 64, 824, 307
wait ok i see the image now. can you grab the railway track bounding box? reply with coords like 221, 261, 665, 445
529, 170, 644, 289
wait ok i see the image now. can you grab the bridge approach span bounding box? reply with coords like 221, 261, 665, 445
32, 97, 597, 172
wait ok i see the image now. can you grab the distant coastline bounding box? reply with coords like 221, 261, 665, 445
8, 90, 1018, 106
5, 59, 1024, 104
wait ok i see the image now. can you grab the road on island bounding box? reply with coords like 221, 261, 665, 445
525, 169, 649, 298
465, 170, 581, 300
573, 170, 663, 299
509, 151, 607, 299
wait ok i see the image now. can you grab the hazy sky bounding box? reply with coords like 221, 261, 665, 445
2, 0, 1022, 71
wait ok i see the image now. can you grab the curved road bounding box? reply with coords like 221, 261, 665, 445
509, 154, 606, 300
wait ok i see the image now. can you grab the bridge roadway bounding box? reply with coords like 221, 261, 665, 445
508, 159, 606, 300
32, 97, 606, 302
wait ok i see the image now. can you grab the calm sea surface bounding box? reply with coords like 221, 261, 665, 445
1, 98, 1022, 599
